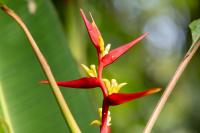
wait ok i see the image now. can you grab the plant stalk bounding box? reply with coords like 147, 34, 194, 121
100, 101, 110, 133
0, 5, 81, 133
143, 41, 200, 133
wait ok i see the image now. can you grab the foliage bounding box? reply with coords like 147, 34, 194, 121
190, 19, 200, 44
0, 1, 97, 133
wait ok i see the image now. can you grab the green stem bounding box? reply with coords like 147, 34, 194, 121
0, 5, 81, 133
143, 41, 200, 133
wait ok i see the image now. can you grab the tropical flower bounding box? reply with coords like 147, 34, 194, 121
41, 9, 161, 133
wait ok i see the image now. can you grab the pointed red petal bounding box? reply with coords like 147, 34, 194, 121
40, 77, 100, 89
101, 33, 148, 67
106, 88, 161, 106
80, 9, 102, 50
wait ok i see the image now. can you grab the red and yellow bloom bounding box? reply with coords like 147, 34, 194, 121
41, 9, 161, 133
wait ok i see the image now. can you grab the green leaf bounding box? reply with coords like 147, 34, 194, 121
0, 1, 97, 133
189, 18, 200, 44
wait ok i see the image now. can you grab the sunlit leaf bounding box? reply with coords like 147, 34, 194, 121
189, 18, 200, 44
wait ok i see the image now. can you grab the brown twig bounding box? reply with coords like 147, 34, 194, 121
143, 41, 200, 133
0, 5, 81, 133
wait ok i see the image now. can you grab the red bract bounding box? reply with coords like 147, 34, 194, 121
106, 88, 161, 106
80, 9, 102, 52
101, 32, 148, 67
41, 9, 161, 133
40, 77, 100, 88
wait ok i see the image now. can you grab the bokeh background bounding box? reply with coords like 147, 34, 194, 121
0, 0, 200, 133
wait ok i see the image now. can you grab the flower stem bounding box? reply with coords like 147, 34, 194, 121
0, 5, 81, 133
143, 41, 200, 133
98, 53, 103, 79
98, 53, 108, 97
98, 52, 109, 132
100, 100, 110, 133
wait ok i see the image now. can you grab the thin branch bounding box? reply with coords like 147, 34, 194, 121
0, 5, 81, 133
143, 41, 200, 133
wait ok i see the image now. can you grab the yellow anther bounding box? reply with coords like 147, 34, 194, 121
91, 120, 101, 126
99, 36, 105, 54
97, 32, 111, 57
103, 78, 127, 95
98, 108, 103, 118
91, 108, 111, 126
111, 79, 117, 88
90, 65, 97, 77
88, 12, 110, 57
102, 44, 111, 56
103, 79, 111, 90
81, 64, 97, 77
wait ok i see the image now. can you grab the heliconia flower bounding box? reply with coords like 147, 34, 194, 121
80, 9, 103, 53
101, 32, 148, 67
91, 108, 111, 126
41, 9, 161, 133
40, 77, 100, 88
103, 78, 127, 95
81, 64, 97, 77
80, 9, 112, 57
106, 88, 161, 106
80, 9, 148, 61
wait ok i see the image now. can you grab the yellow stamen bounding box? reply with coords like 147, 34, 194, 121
91, 108, 111, 126
103, 44, 111, 56
89, 12, 111, 57
103, 79, 111, 90
81, 64, 97, 77
90, 120, 101, 126
99, 36, 105, 54
103, 78, 127, 95
98, 108, 103, 118
90, 65, 97, 77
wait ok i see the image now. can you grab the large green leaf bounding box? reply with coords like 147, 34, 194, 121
0, 0, 97, 132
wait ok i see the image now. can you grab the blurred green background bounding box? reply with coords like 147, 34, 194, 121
0, 0, 200, 133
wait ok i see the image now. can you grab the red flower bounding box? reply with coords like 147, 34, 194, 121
41, 9, 161, 133
80, 9, 103, 54
40, 77, 100, 88
106, 88, 161, 106
101, 32, 148, 67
